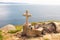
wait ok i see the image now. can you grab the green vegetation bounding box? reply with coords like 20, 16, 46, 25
31, 22, 37, 26
0, 30, 3, 40
31, 22, 46, 26
44, 38, 49, 40
8, 30, 18, 34
0, 35, 3, 40
15, 25, 23, 31
45, 20, 60, 22
8, 25, 23, 34
0, 30, 2, 34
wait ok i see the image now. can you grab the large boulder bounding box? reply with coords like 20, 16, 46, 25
42, 22, 60, 34
42, 22, 57, 34
52, 22, 60, 33
0, 24, 16, 32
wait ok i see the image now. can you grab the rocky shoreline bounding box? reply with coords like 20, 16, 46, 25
1, 22, 60, 40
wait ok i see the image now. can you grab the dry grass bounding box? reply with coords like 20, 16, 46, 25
19, 33, 60, 40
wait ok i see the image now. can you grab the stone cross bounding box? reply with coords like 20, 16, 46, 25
23, 10, 31, 25
22, 10, 31, 36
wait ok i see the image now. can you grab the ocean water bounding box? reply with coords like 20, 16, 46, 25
0, 4, 60, 27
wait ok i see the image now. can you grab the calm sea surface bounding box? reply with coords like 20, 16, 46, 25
0, 4, 60, 27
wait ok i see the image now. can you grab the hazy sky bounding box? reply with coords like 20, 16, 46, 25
0, 0, 60, 5
0, 0, 60, 27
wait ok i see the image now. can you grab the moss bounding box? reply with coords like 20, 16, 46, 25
0, 30, 2, 34
44, 38, 49, 40
8, 30, 18, 34
0, 35, 3, 40
31, 22, 37, 26
0, 30, 3, 40
15, 25, 23, 31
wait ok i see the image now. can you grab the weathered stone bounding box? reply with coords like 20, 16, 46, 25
0, 24, 16, 32
42, 22, 57, 34
53, 22, 60, 33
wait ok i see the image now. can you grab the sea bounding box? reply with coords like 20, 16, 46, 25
0, 3, 60, 27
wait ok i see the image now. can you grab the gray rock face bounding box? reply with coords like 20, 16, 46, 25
42, 22, 57, 35
42, 22, 60, 34
53, 22, 60, 33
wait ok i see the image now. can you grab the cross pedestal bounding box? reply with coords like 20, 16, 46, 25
22, 10, 31, 36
